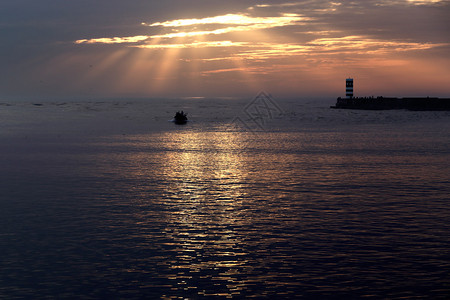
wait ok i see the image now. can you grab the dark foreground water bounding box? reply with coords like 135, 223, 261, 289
1, 98, 450, 298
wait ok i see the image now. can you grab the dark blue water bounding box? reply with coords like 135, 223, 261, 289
1, 99, 450, 298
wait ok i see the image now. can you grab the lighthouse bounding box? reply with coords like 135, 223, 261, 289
346, 78, 353, 98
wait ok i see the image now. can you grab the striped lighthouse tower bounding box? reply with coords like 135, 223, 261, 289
346, 78, 353, 99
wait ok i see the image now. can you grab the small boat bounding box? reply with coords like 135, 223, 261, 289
173, 111, 188, 125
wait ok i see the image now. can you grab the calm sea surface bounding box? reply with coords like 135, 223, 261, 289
1, 98, 449, 298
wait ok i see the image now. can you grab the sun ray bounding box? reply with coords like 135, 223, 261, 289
148, 41, 183, 95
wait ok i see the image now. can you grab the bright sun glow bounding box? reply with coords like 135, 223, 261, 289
147, 13, 306, 27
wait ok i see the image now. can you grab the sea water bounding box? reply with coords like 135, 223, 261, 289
0, 97, 449, 298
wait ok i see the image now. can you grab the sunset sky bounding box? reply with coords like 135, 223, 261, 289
1, 0, 449, 99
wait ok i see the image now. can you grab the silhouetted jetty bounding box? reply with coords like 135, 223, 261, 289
331, 78, 450, 110
331, 96, 450, 111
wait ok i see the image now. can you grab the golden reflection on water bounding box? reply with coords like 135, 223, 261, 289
119, 129, 255, 297
162, 130, 247, 198
159, 130, 250, 297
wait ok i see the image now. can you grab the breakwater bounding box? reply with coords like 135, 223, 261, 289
331, 96, 450, 110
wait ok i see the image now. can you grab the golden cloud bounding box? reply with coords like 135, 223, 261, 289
76, 13, 308, 44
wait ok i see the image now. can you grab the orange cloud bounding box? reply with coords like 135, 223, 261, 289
406, 0, 444, 4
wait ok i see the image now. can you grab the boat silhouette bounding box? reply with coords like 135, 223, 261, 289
173, 111, 188, 125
